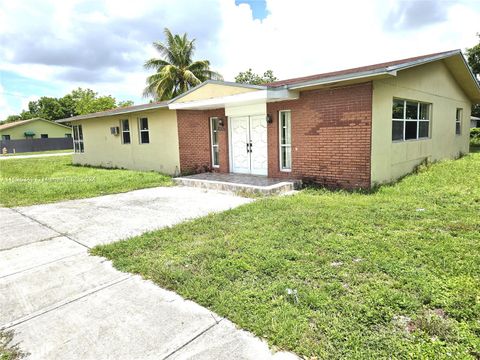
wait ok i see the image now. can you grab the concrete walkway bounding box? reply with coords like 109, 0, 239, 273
0, 152, 73, 160
0, 187, 297, 359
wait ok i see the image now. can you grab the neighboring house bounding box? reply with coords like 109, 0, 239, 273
0, 118, 72, 140
471, 116, 480, 128
58, 49, 480, 188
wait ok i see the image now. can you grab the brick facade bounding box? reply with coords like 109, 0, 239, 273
177, 82, 372, 189
267, 82, 372, 189
177, 108, 228, 174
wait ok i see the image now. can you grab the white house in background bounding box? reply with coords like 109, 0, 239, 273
471, 116, 480, 128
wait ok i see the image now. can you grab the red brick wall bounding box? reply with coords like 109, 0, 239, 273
177, 109, 228, 174
267, 82, 372, 189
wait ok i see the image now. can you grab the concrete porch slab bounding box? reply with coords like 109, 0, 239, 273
174, 173, 301, 195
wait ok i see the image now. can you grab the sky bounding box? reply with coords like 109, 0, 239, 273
0, 0, 479, 119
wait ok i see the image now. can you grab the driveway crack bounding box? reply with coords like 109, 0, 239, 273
10, 208, 90, 249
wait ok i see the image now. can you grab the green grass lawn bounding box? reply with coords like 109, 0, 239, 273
0, 156, 172, 207
93, 154, 480, 359
0, 149, 72, 156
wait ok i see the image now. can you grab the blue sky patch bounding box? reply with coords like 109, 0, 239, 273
235, 0, 268, 20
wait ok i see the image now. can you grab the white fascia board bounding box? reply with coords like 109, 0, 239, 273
287, 70, 396, 90
168, 89, 298, 110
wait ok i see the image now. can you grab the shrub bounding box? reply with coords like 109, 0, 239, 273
471, 128, 480, 146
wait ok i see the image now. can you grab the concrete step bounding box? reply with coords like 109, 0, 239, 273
174, 176, 301, 196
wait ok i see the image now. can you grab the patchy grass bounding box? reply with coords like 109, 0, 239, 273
0, 330, 27, 360
93, 154, 480, 359
0, 156, 172, 207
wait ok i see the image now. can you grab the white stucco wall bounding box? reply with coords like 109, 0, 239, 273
371, 61, 471, 184
72, 108, 180, 175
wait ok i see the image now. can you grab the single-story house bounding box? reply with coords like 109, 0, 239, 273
57, 49, 480, 188
471, 116, 480, 128
0, 118, 72, 140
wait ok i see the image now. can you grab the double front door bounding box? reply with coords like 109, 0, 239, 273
229, 115, 268, 175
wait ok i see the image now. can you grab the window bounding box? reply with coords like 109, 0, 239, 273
121, 119, 131, 144
279, 110, 292, 171
138, 117, 149, 144
72, 125, 84, 153
41, 134, 48, 139
210, 117, 220, 167
392, 99, 431, 141
2, 135, 10, 140
65, 133, 72, 138
455, 108, 462, 135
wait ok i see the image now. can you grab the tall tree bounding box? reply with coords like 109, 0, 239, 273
466, 34, 480, 117
2, 88, 132, 123
143, 28, 223, 101
235, 69, 278, 85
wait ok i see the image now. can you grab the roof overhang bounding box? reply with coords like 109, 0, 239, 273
56, 103, 169, 123
287, 49, 480, 103
287, 70, 397, 91
168, 88, 299, 110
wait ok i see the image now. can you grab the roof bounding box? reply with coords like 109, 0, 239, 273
56, 101, 169, 123
266, 50, 464, 87
168, 80, 267, 104
0, 118, 71, 131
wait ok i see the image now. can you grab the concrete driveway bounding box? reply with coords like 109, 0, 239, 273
0, 186, 296, 359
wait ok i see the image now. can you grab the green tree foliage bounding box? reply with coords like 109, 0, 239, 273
70, 88, 116, 115
118, 100, 135, 107
143, 28, 223, 101
2, 88, 133, 123
235, 69, 278, 85
466, 33, 480, 78
466, 34, 480, 118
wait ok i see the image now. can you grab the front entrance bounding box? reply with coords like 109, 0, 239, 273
229, 115, 268, 175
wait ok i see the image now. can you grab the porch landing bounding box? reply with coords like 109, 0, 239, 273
174, 173, 301, 195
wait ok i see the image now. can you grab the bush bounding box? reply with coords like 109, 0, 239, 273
471, 128, 480, 146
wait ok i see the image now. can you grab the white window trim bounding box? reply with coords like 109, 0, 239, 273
455, 108, 462, 136
210, 117, 220, 168
72, 125, 84, 153
279, 110, 292, 172
120, 119, 131, 144
392, 99, 431, 142
138, 117, 149, 144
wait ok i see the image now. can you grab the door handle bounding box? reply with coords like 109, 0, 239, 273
246, 143, 250, 153
249, 141, 253, 153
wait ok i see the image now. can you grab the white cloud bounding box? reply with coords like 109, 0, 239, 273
217, 0, 480, 80
0, 0, 479, 119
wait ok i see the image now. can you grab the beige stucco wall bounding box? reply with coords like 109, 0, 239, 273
176, 83, 258, 103
371, 61, 471, 185
0, 120, 71, 140
225, 103, 266, 117
72, 109, 180, 175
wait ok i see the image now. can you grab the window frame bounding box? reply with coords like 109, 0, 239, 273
210, 117, 220, 168
138, 117, 150, 144
120, 119, 131, 144
2, 134, 11, 140
455, 108, 462, 135
40, 134, 48, 139
72, 125, 84, 153
392, 98, 431, 142
279, 110, 292, 172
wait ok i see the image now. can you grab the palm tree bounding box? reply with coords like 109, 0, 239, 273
143, 28, 223, 101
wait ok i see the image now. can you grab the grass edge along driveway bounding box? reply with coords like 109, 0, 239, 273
0, 155, 172, 207
93, 153, 480, 359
